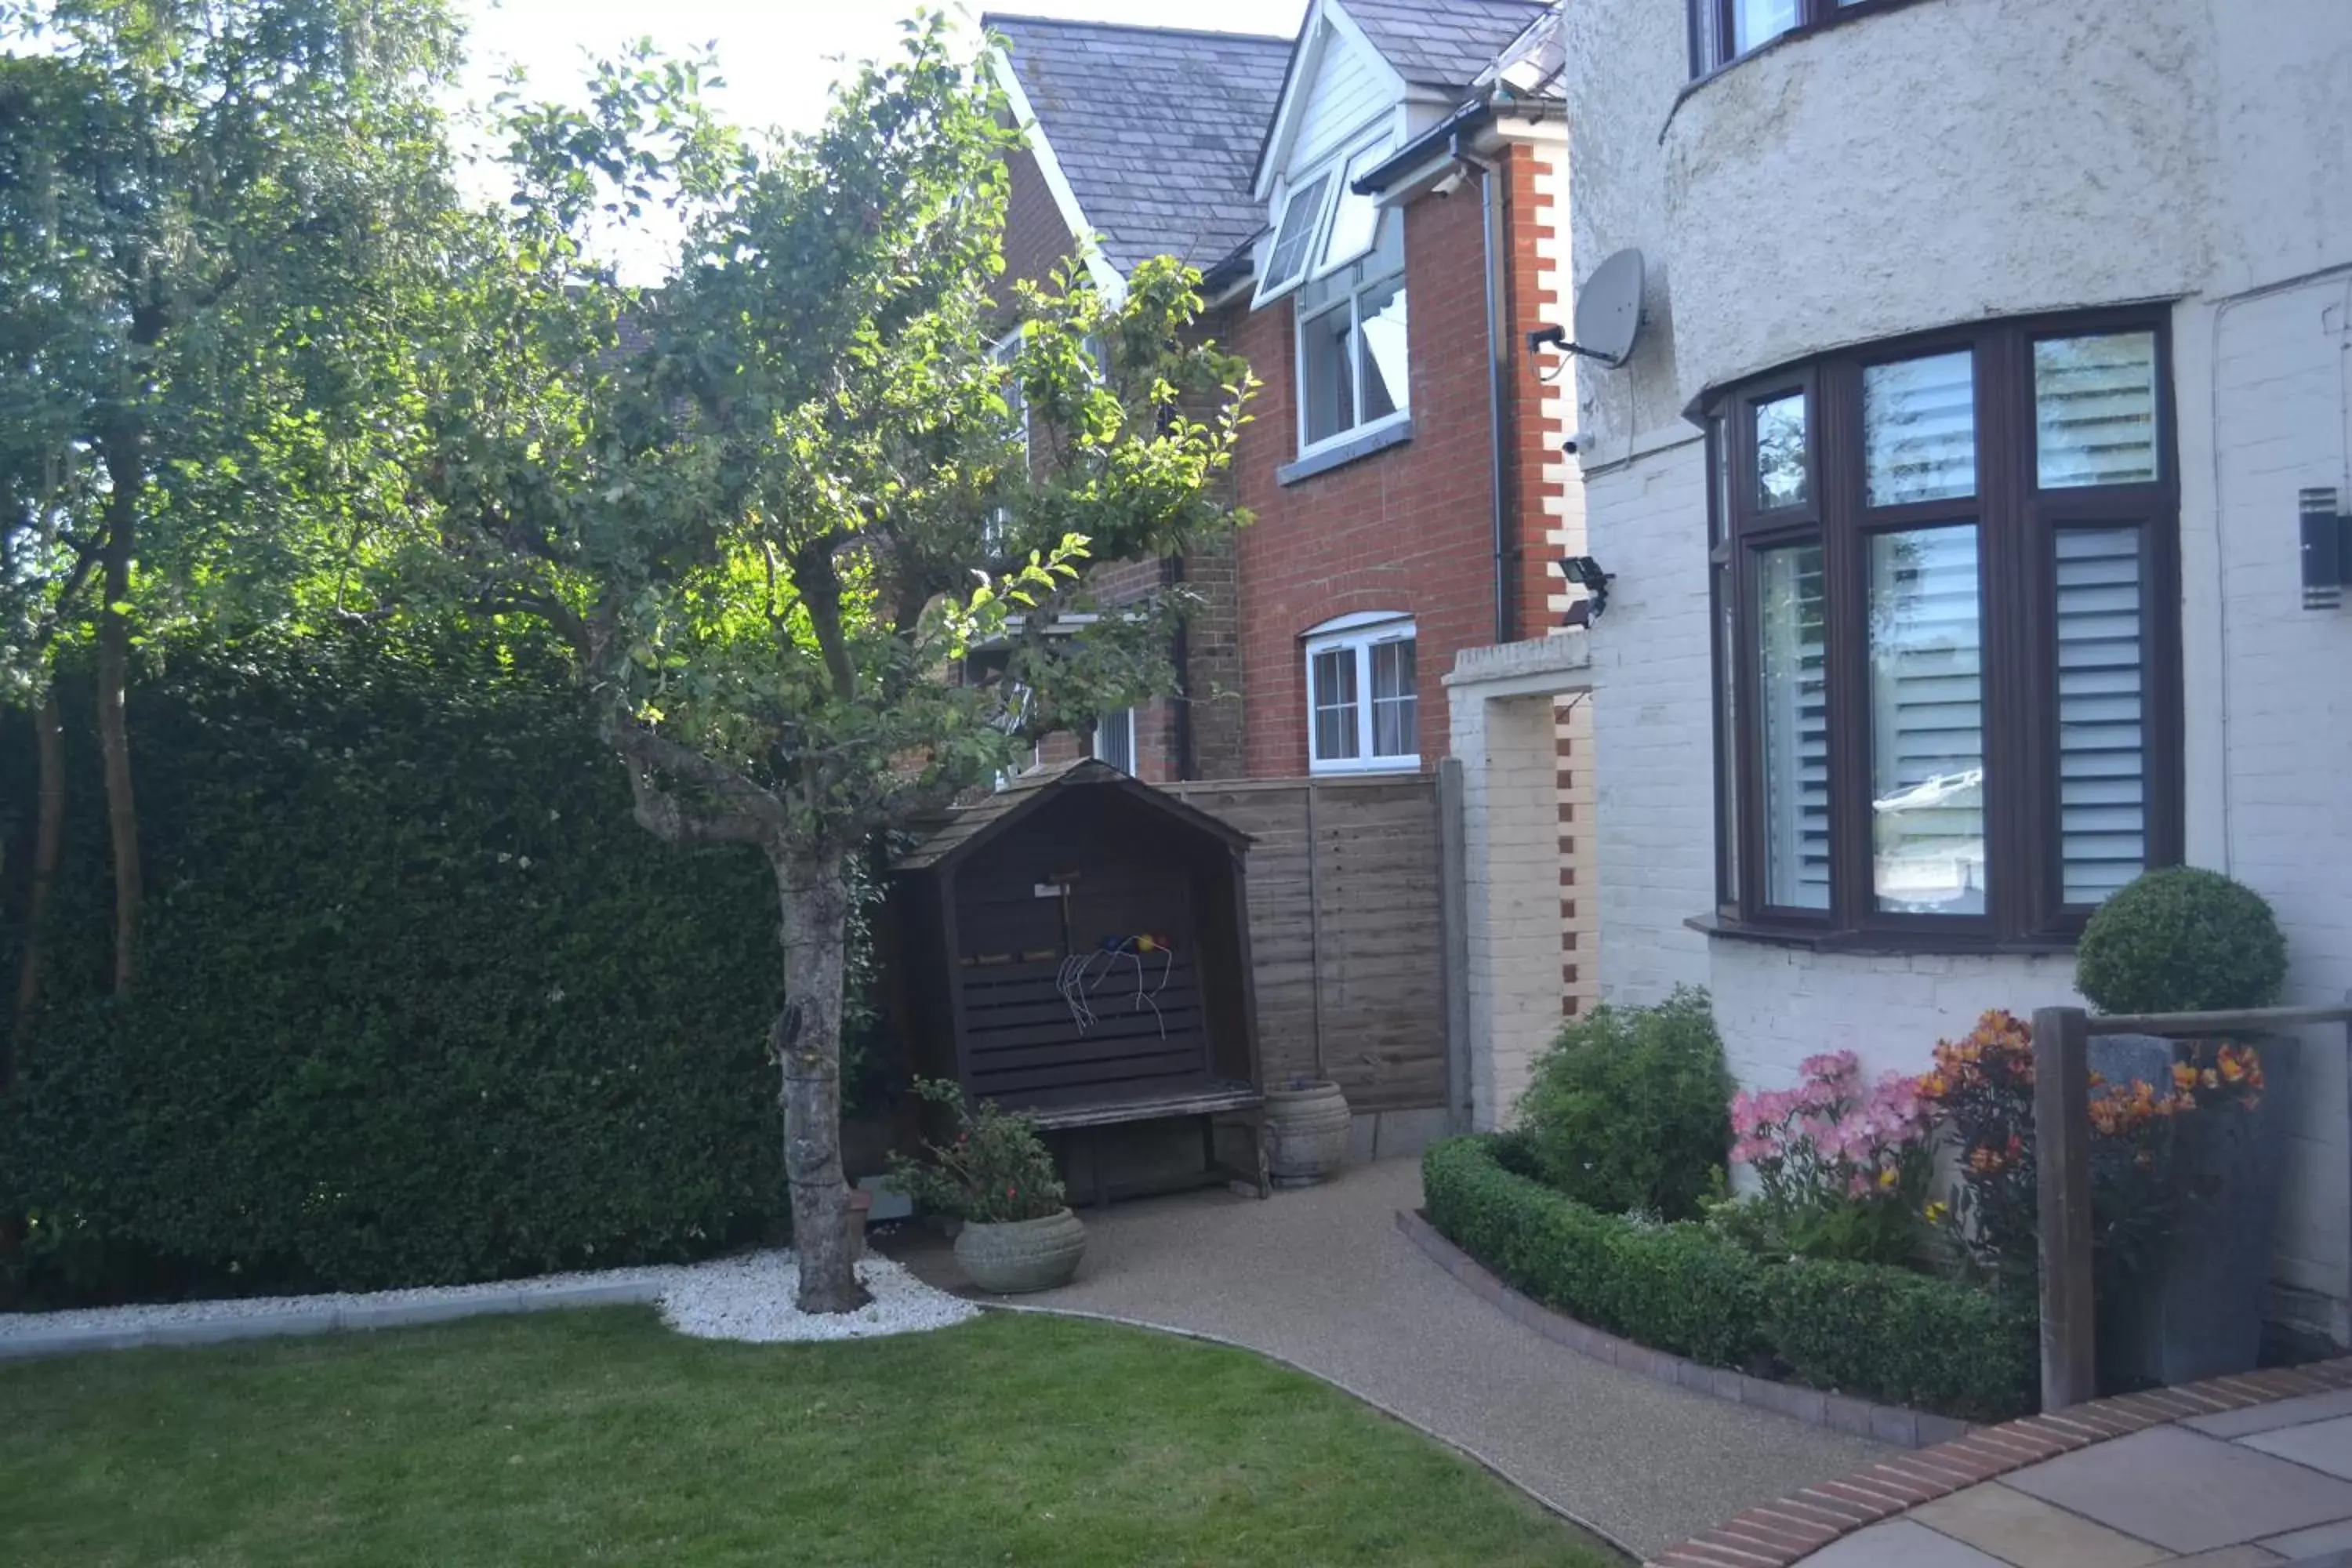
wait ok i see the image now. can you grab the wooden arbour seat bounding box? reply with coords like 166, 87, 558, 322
888, 760, 1268, 1206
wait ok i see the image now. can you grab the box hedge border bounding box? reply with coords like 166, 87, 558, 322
1422, 1135, 2035, 1424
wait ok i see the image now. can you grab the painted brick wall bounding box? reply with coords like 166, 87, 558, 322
1222, 169, 1530, 779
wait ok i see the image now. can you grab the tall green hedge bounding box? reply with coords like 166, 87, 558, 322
0, 633, 797, 1299
1423, 1136, 2035, 1422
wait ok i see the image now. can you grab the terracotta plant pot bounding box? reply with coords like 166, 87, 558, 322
953, 1208, 1087, 1294
1265, 1080, 1352, 1187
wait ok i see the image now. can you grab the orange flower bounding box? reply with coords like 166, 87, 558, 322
2172, 1062, 2199, 1094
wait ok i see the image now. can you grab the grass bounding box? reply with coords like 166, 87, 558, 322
0, 1307, 1622, 1566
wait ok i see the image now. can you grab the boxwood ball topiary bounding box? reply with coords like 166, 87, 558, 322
2075, 866, 2287, 1016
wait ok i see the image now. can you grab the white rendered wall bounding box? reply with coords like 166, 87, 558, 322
1563, 0, 2352, 1338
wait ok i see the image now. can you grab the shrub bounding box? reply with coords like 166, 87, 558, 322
887, 1079, 1067, 1224
2075, 866, 2288, 1016
0, 633, 815, 1300
1424, 1136, 2034, 1422
1516, 986, 1730, 1221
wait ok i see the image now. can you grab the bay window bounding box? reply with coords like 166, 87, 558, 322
1706, 312, 2180, 949
1690, 0, 1915, 78
1305, 614, 1418, 775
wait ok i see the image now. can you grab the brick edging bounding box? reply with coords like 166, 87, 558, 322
1395, 1207, 1970, 1449
1646, 1356, 2352, 1568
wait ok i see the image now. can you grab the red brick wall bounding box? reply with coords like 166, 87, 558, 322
1225, 175, 1536, 779
999, 143, 1078, 311
1503, 142, 1570, 642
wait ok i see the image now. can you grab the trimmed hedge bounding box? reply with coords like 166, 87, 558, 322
0, 633, 802, 1301
1424, 1136, 2035, 1422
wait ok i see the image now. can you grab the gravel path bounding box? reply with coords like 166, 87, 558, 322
0, 1250, 976, 1359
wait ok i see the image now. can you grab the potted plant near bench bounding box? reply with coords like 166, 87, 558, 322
890, 1079, 1086, 1294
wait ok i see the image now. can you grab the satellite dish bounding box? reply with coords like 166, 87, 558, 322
1571, 249, 1645, 368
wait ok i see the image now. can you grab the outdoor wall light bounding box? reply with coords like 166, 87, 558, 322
1559, 555, 1614, 625
2302, 486, 2350, 611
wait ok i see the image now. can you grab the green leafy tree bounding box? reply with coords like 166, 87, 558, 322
416, 19, 1254, 1311
0, 0, 460, 1025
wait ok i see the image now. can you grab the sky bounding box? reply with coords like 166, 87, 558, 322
452, 0, 1312, 276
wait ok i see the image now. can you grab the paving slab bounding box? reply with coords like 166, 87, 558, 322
1798, 1518, 2009, 1566
2245, 1417, 2352, 1482
2168, 1549, 2286, 1566
2263, 1518, 2352, 1555
2002, 1426, 2352, 1555
2192, 1392, 2352, 1441
903, 1157, 1886, 1559
1911, 1481, 2169, 1567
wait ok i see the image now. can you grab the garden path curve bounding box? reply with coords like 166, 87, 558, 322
899, 1156, 1886, 1559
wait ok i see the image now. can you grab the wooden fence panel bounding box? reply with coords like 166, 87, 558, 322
1172, 775, 1448, 1113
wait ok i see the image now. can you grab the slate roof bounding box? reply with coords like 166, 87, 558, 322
987, 14, 1293, 277
1344, 0, 1552, 93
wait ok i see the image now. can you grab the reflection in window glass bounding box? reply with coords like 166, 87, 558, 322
1301, 303, 1355, 446
2055, 528, 2147, 903
1869, 526, 1986, 915
1756, 543, 1831, 909
1865, 350, 1976, 505
1755, 391, 1807, 509
1733, 0, 1800, 53
1312, 648, 1359, 761
2036, 333, 2159, 489
1319, 146, 1387, 275
1094, 707, 1135, 774
1357, 278, 1407, 423
1370, 638, 1417, 757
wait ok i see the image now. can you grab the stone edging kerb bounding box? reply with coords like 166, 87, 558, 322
1396, 1206, 1971, 1450
0, 1279, 666, 1362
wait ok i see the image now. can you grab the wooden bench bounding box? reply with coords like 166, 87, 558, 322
1027, 1083, 1270, 1208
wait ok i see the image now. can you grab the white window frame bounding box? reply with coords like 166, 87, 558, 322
1091, 706, 1138, 774
1304, 612, 1420, 775
1254, 168, 1342, 308
1294, 209, 1410, 460
1312, 143, 1392, 281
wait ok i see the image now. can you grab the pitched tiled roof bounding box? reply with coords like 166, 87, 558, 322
1342, 0, 1552, 93
987, 14, 1294, 277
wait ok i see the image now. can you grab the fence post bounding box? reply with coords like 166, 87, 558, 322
1437, 759, 1471, 1134
2034, 1004, 2097, 1410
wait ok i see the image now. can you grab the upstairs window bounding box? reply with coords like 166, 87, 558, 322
1256, 169, 1335, 305
1305, 613, 1419, 775
1298, 209, 1409, 453
1690, 0, 1891, 78
1704, 312, 2180, 949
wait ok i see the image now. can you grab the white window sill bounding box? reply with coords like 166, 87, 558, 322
1308, 754, 1423, 778
1279, 415, 1414, 487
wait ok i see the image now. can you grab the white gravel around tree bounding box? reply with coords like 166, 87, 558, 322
0, 1250, 978, 1348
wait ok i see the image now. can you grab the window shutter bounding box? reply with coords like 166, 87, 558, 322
2036, 333, 2159, 489
2055, 528, 2147, 903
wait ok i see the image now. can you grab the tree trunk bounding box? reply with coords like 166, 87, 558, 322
771, 847, 869, 1315
8, 691, 67, 1069
97, 441, 141, 994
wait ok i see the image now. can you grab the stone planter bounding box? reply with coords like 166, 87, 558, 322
953, 1208, 1086, 1294
1265, 1081, 1351, 1188
2088, 1033, 2298, 1389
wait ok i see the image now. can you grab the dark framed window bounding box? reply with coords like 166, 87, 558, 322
1703, 310, 2181, 951
1687, 0, 1921, 80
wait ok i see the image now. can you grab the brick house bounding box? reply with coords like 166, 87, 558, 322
988, 1, 1595, 1029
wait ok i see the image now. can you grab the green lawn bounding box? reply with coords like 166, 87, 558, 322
0, 1308, 1621, 1566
